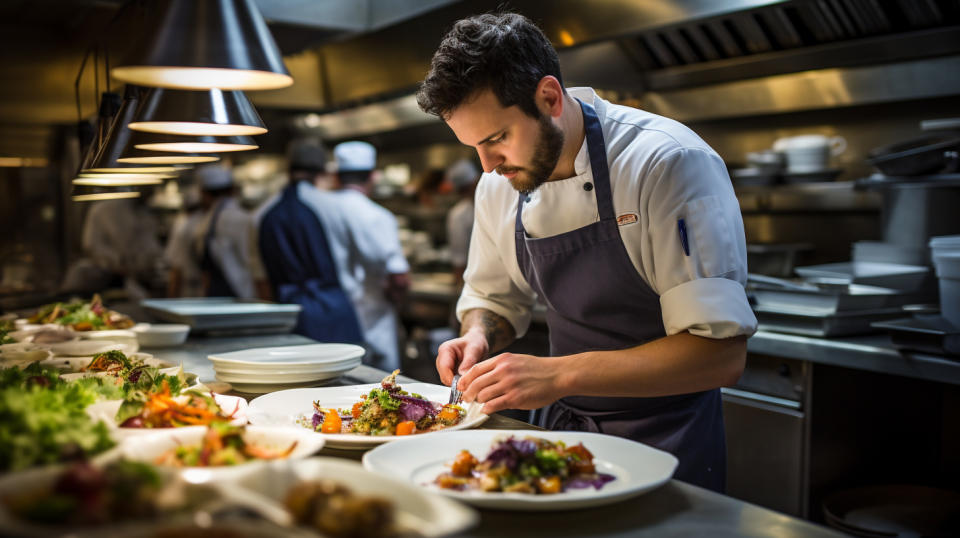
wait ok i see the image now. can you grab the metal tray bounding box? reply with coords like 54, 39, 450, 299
140, 298, 301, 333
871, 315, 960, 357
794, 261, 929, 291
753, 305, 905, 337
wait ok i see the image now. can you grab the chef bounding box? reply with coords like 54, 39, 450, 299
327, 141, 410, 370
416, 13, 757, 492
251, 139, 364, 344
195, 164, 256, 299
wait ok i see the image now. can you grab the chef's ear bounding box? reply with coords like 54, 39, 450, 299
534, 76, 564, 119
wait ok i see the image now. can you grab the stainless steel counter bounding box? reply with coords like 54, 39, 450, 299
146, 333, 840, 537
748, 330, 960, 386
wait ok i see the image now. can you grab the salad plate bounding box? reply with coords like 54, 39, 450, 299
87, 393, 249, 438
118, 425, 326, 476
362, 429, 678, 511
247, 383, 488, 449
41, 351, 160, 373
46, 339, 137, 357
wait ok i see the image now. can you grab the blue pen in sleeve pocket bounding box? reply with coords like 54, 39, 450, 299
678, 218, 690, 256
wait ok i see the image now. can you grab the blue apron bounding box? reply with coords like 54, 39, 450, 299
258, 184, 364, 344
201, 198, 237, 298
515, 99, 726, 492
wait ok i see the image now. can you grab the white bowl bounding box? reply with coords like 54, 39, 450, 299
0, 343, 53, 368
131, 323, 190, 348
118, 425, 326, 476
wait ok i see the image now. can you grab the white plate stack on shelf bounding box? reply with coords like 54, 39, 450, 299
208, 343, 365, 394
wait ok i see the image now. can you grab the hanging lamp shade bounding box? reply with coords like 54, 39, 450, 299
128, 87, 267, 136
83, 88, 190, 174
132, 132, 258, 153
112, 0, 293, 90
73, 174, 170, 187
117, 149, 221, 165
71, 185, 142, 202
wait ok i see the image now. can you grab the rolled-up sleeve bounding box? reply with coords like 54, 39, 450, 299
455, 178, 536, 337
642, 147, 758, 338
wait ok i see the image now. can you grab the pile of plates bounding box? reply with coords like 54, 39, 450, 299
208, 343, 364, 394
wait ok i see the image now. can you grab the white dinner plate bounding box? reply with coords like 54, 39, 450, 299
39, 352, 159, 373
208, 343, 365, 368
87, 393, 248, 438
247, 383, 488, 449
231, 457, 478, 537
210, 354, 362, 374
362, 429, 678, 511
213, 367, 354, 385
46, 339, 136, 357
118, 426, 326, 477
0, 343, 53, 368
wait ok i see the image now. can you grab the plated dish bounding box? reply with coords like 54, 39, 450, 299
120, 424, 325, 471
433, 435, 615, 494
302, 370, 466, 437
26, 294, 134, 331
247, 379, 487, 449
363, 429, 678, 511
233, 458, 478, 537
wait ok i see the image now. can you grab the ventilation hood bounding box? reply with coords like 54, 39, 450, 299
264, 0, 960, 141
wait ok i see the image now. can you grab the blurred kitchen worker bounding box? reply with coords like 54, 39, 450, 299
61, 193, 164, 300
164, 183, 204, 297
194, 164, 255, 298
418, 13, 757, 492
444, 159, 480, 286
250, 138, 364, 344
330, 141, 411, 370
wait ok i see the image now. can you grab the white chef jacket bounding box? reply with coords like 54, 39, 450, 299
197, 197, 256, 299
164, 210, 205, 297
446, 197, 474, 268
459, 87, 758, 340
296, 184, 410, 369
82, 199, 163, 278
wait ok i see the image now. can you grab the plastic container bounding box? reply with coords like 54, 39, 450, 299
930, 235, 960, 326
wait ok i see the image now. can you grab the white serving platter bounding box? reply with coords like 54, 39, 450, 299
362, 429, 678, 511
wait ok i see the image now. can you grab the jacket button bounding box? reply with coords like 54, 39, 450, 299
583, 182, 593, 191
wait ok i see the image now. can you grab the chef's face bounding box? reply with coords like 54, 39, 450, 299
445, 89, 563, 194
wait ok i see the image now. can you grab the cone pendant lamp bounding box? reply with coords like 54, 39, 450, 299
128, 87, 266, 136
113, 0, 293, 90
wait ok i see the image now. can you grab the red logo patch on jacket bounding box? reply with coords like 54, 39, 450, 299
617, 213, 638, 226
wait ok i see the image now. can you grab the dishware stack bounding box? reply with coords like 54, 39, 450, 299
208, 343, 365, 394
731, 134, 845, 187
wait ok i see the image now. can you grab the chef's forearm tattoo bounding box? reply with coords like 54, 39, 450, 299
461, 308, 516, 354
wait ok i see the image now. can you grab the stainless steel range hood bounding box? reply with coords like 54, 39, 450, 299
255, 0, 960, 140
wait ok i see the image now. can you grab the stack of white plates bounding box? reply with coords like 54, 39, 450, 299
208, 343, 364, 394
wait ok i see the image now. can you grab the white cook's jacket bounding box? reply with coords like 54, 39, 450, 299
460, 87, 758, 340
446, 197, 474, 269
297, 185, 410, 369
197, 197, 256, 299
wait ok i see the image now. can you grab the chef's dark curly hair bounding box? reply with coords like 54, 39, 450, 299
416, 12, 563, 120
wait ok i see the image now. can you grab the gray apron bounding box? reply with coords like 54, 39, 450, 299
515, 98, 726, 492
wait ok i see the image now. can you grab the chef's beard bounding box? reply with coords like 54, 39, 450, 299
498, 115, 564, 195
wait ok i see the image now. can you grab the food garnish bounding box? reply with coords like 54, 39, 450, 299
301, 370, 464, 436
434, 436, 615, 494
116, 380, 234, 429
27, 294, 134, 331
155, 423, 297, 467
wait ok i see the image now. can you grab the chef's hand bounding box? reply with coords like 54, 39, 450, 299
459, 352, 564, 415
435, 326, 488, 387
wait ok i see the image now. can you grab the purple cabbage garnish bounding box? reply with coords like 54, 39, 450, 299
564, 473, 616, 490
396, 395, 438, 422
311, 412, 323, 429
483, 437, 536, 471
